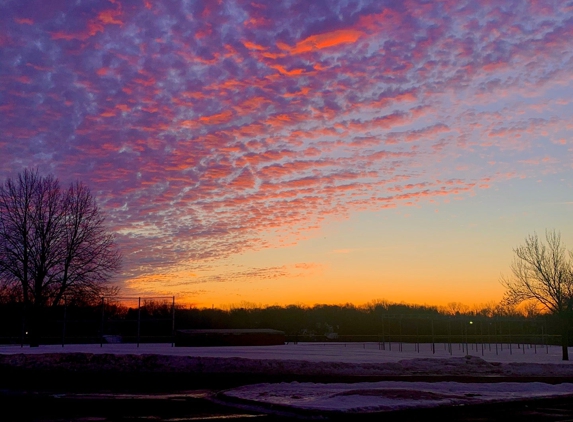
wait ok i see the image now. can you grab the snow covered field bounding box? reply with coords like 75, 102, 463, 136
2, 342, 573, 414
0, 341, 570, 364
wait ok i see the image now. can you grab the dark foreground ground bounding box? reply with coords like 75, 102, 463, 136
2, 336, 573, 420
2, 370, 573, 421
3, 387, 573, 421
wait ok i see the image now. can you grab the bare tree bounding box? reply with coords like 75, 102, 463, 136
500, 230, 573, 360
52, 182, 121, 305
0, 169, 121, 346
444, 302, 470, 316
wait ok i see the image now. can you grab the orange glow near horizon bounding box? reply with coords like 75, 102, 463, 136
120, 204, 515, 310
126, 272, 505, 310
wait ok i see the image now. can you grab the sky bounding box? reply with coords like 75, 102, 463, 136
1, 0, 573, 309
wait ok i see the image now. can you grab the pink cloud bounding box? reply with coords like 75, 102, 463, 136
278, 29, 365, 54
15, 17, 33, 25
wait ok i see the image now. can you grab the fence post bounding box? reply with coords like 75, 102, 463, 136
448, 319, 452, 355
171, 296, 175, 347
399, 317, 403, 352
460, 319, 464, 353
493, 320, 498, 355
388, 319, 391, 351
464, 324, 470, 355
381, 316, 385, 350
137, 297, 141, 348
415, 319, 419, 353
100, 297, 105, 347
480, 321, 484, 356
62, 297, 67, 348
431, 319, 435, 354
21, 303, 26, 348
543, 322, 548, 354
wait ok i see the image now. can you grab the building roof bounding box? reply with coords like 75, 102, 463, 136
177, 329, 285, 335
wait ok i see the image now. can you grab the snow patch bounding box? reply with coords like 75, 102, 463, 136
221, 381, 573, 413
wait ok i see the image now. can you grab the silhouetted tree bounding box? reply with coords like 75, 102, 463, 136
500, 230, 573, 360
0, 169, 121, 346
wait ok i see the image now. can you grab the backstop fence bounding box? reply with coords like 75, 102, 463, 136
285, 315, 565, 355
0, 296, 176, 347
0, 305, 568, 352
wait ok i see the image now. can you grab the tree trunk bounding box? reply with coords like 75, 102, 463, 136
561, 314, 569, 361
28, 302, 42, 347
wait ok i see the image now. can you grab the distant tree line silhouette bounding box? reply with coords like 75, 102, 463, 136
0, 297, 568, 347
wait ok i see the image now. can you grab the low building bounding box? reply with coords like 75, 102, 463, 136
175, 328, 286, 347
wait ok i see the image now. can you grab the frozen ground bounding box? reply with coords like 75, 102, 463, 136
2, 342, 573, 414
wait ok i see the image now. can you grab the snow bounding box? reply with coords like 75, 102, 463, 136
0, 341, 570, 364
2, 342, 573, 414
222, 381, 573, 413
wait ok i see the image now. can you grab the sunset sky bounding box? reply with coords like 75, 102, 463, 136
1, 0, 573, 308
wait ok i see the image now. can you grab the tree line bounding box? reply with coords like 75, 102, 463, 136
0, 298, 566, 345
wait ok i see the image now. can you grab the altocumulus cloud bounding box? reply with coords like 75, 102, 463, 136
1, 0, 572, 285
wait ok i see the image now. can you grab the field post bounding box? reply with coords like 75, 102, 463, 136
381, 316, 385, 350
431, 319, 435, 354
460, 319, 469, 355
521, 323, 525, 354
479, 321, 483, 356
20, 302, 25, 348
100, 297, 105, 348
542, 322, 548, 354
388, 318, 392, 351
448, 318, 452, 355
499, 321, 503, 352
137, 297, 141, 347
487, 321, 491, 352
171, 296, 175, 347
415, 319, 419, 353
399, 317, 403, 352
495, 320, 498, 355
61, 296, 67, 348
464, 324, 470, 355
